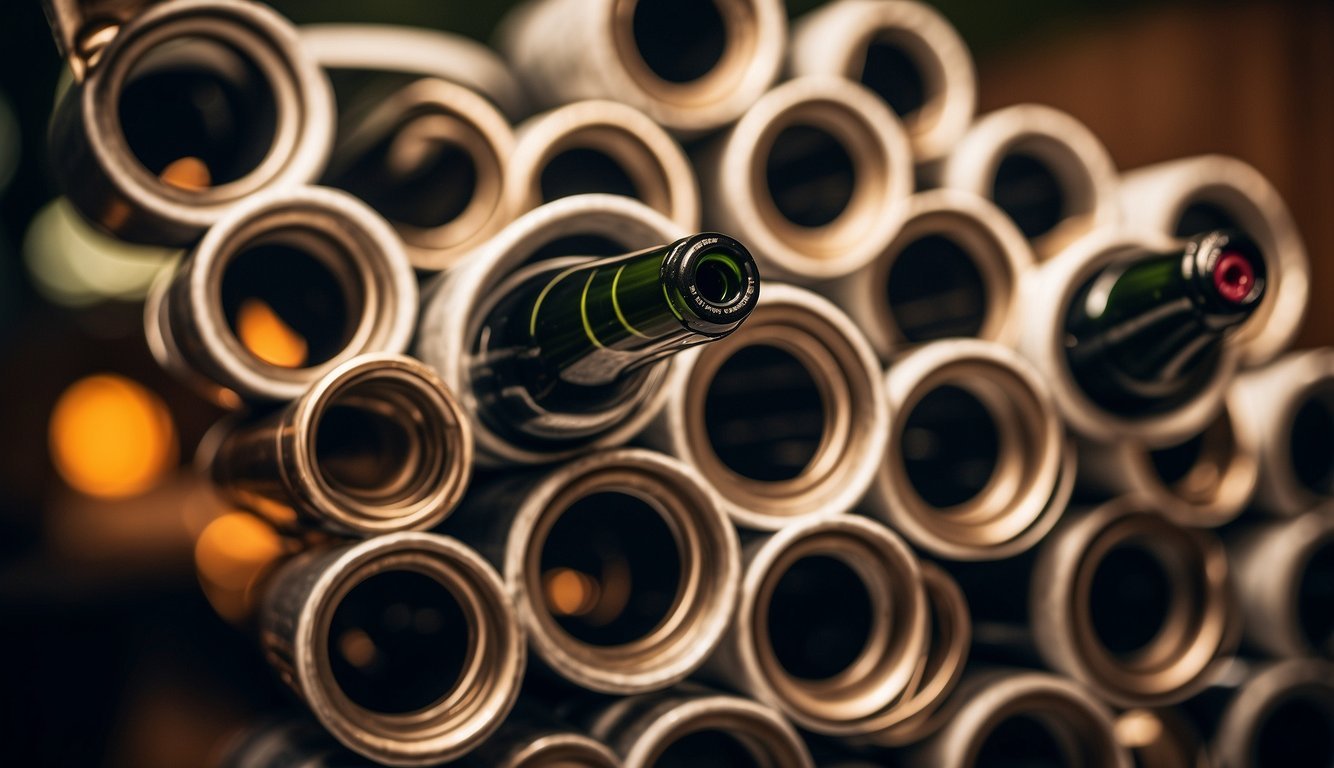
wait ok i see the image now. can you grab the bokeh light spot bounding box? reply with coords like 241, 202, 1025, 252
49, 374, 177, 499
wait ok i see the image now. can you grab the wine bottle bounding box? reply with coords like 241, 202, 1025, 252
1065, 229, 1265, 415
470, 232, 759, 442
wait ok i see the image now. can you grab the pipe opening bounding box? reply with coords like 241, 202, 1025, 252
313, 377, 446, 509
901, 384, 1000, 508
1148, 415, 1238, 505
656, 729, 764, 768
1173, 201, 1240, 239
1298, 541, 1334, 654
766, 554, 873, 681
118, 36, 278, 190
332, 114, 480, 230
1253, 693, 1334, 768
1289, 393, 1334, 497
765, 124, 857, 228
975, 713, 1077, 768
631, 0, 728, 84
328, 569, 471, 715
1088, 540, 1174, 659
886, 234, 989, 342
859, 38, 927, 121
991, 152, 1066, 239
704, 344, 826, 482
219, 236, 363, 369
540, 148, 640, 203
539, 492, 683, 647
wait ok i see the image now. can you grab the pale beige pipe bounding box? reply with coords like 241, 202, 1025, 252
497, 0, 785, 136
1229, 348, 1334, 516
1228, 508, 1334, 659
506, 100, 699, 230
823, 190, 1033, 358
696, 76, 913, 283
642, 283, 888, 529
703, 515, 927, 736
1209, 658, 1334, 768
1118, 155, 1308, 369
1016, 229, 1240, 447
788, 0, 975, 164
935, 104, 1121, 261
867, 339, 1067, 560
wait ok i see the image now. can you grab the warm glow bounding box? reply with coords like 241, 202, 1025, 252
49, 374, 177, 499
337, 628, 379, 669
194, 512, 286, 623
159, 156, 212, 191
543, 567, 602, 617
236, 298, 308, 368
1115, 709, 1164, 748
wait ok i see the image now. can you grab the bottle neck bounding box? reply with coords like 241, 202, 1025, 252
472, 233, 759, 443
1065, 230, 1265, 414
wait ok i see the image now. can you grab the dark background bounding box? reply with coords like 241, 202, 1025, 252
0, 1, 1330, 765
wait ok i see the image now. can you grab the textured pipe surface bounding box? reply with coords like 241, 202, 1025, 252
48, 0, 334, 244
703, 515, 927, 735
497, 0, 786, 135
1205, 658, 1334, 768
580, 687, 813, 768
643, 283, 888, 529
322, 77, 514, 272
696, 76, 912, 283
145, 186, 416, 403
206, 354, 472, 537
824, 190, 1032, 358
1119, 155, 1308, 369
899, 670, 1131, 768
258, 532, 525, 766
507, 100, 699, 230
788, 0, 975, 164
936, 104, 1120, 261
443, 448, 739, 694
415, 194, 684, 465
455, 714, 621, 768
1017, 229, 1240, 446
300, 24, 527, 119
868, 339, 1066, 560
1227, 508, 1334, 659
1229, 348, 1334, 516
1078, 397, 1259, 528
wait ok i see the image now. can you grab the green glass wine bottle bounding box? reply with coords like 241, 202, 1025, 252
1065, 229, 1265, 415
471, 232, 760, 443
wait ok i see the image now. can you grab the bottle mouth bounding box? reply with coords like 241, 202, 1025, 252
1190, 229, 1267, 314
663, 232, 760, 332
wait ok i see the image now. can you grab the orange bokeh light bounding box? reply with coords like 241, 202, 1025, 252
48, 374, 178, 499
195, 512, 286, 623
236, 298, 308, 368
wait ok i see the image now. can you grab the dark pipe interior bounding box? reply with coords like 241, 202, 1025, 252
1149, 432, 1207, 486
901, 384, 1000, 508
316, 381, 434, 505
765, 124, 857, 228
886, 234, 989, 342
328, 114, 478, 230
328, 569, 470, 714
1253, 694, 1334, 768
991, 152, 1066, 239
1298, 541, 1334, 655
1173, 201, 1241, 238
1088, 541, 1174, 658
975, 714, 1075, 768
540, 491, 682, 647
118, 36, 278, 187
1289, 394, 1334, 497
704, 344, 825, 482
767, 554, 873, 681
540, 148, 640, 203
860, 38, 928, 119
655, 729, 763, 768
219, 240, 359, 368
632, 0, 728, 84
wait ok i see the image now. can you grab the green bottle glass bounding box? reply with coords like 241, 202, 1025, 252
471, 233, 760, 443
1065, 229, 1265, 415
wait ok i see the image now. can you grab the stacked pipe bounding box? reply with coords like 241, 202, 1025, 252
36, 0, 1331, 766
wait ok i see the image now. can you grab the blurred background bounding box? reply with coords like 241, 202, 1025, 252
0, 0, 1330, 765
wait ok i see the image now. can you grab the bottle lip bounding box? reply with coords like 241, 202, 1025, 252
661, 232, 761, 334
1186, 229, 1266, 315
